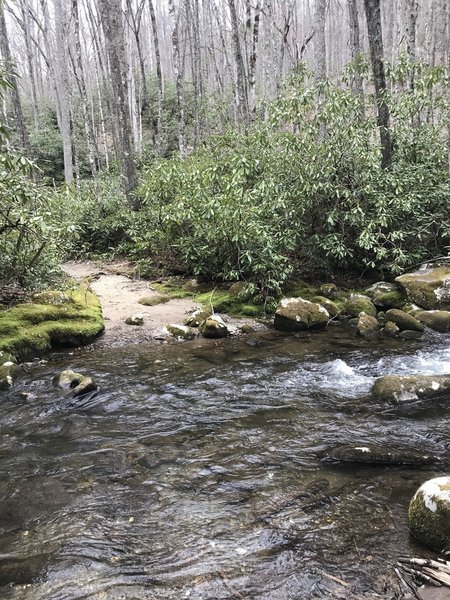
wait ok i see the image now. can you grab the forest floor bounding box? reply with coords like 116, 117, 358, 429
62, 260, 262, 347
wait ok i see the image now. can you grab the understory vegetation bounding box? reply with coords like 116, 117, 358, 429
2, 61, 450, 297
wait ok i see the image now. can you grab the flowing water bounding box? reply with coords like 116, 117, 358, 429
0, 327, 449, 599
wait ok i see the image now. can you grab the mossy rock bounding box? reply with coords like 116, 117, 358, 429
0, 288, 104, 360
32, 291, 74, 305
325, 444, 438, 466
385, 309, 424, 332
319, 283, 339, 300
396, 266, 450, 310
312, 296, 340, 318
372, 374, 450, 404
409, 476, 450, 551
383, 321, 400, 337
165, 324, 197, 340
125, 314, 144, 326
138, 295, 170, 306
54, 369, 97, 397
415, 310, 450, 333
199, 315, 230, 339
0, 361, 19, 391
345, 295, 377, 318
366, 282, 405, 309
228, 281, 254, 302
274, 297, 329, 332
184, 307, 212, 327
356, 313, 380, 340
241, 304, 261, 317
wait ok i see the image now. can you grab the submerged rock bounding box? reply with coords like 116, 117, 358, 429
396, 265, 450, 310
274, 297, 329, 331
385, 309, 424, 332
409, 476, 450, 551
372, 374, 450, 404
356, 313, 380, 340
345, 294, 377, 318
199, 314, 230, 338
325, 444, 438, 466
415, 310, 450, 333
55, 369, 98, 397
125, 313, 144, 326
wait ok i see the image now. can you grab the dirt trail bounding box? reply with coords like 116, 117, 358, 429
62, 260, 199, 346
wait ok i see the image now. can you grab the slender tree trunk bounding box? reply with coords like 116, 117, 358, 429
148, 0, 164, 154
18, 0, 40, 129
248, 2, 260, 117
97, 0, 138, 207
314, 0, 327, 81
348, 0, 364, 115
0, 0, 29, 151
363, 0, 393, 169
168, 0, 186, 155
53, 0, 74, 183
227, 0, 249, 123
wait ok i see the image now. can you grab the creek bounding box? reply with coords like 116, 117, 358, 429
0, 327, 449, 599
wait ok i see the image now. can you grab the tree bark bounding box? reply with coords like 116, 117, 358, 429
168, 0, 186, 155
97, 0, 138, 207
148, 0, 164, 154
314, 0, 327, 81
363, 0, 393, 169
348, 0, 364, 114
0, 0, 29, 151
227, 0, 249, 123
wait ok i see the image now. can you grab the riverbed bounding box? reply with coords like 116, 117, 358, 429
0, 327, 449, 599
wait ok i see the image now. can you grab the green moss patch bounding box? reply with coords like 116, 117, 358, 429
0, 287, 104, 360
138, 294, 171, 306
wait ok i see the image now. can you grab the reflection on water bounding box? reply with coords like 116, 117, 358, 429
0, 328, 449, 599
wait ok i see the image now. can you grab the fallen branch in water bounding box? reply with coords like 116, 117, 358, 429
395, 554, 450, 596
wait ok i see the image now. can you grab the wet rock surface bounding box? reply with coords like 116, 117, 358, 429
274, 297, 329, 331
372, 374, 450, 404
324, 444, 439, 466
396, 265, 450, 310
409, 476, 450, 551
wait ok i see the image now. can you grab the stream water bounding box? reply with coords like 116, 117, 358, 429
0, 327, 449, 599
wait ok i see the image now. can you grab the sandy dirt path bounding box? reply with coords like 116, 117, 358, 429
62, 261, 199, 346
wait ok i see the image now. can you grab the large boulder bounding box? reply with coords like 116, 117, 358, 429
324, 444, 438, 466
366, 282, 405, 309
415, 310, 450, 333
385, 309, 424, 332
396, 265, 450, 310
356, 313, 380, 340
274, 297, 329, 332
408, 476, 450, 551
199, 315, 230, 339
345, 294, 377, 318
372, 374, 450, 404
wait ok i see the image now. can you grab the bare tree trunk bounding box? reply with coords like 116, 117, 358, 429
98, 0, 138, 207
363, 0, 393, 169
314, 0, 327, 81
348, 0, 364, 114
18, 0, 40, 129
248, 2, 260, 117
53, 0, 74, 183
148, 0, 164, 154
168, 0, 186, 156
227, 0, 249, 123
0, 0, 29, 151
71, 0, 98, 178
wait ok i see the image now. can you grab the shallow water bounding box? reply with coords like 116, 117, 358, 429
0, 327, 449, 599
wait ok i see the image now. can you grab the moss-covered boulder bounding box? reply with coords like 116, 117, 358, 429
274, 297, 329, 331
0, 288, 104, 360
396, 265, 450, 310
165, 324, 198, 340
228, 281, 253, 301
312, 296, 340, 318
138, 295, 170, 306
199, 315, 230, 338
372, 374, 450, 404
325, 444, 438, 466
184, 307, 212, 327
409, 476, 450, 551
319, 283, 339, 300
366, 282, 405, 309
398, 330, 423, 340
415, 310, 450, 333
345, 294, 377, 318
356, 313, 380, 340
32, 291, 73, 305
385, 309, 424, 332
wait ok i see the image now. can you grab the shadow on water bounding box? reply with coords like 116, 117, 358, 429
0, 327, 449, 598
